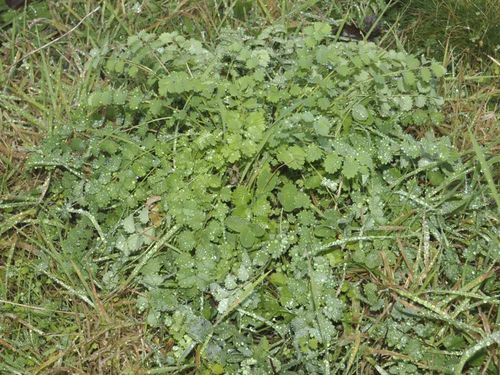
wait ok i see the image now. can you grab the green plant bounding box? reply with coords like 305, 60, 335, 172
18, 23, 498, 374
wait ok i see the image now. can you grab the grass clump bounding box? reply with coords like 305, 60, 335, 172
394, 0, 500, 66
0, 1, 499, 374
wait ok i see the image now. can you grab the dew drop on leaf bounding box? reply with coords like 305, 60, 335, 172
352, 103, 369, 122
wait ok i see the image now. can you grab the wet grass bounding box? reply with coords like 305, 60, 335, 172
1, 0, 498, 373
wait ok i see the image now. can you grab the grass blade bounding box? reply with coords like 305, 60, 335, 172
468, 129, 500, 211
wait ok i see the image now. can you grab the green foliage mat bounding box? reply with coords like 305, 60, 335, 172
26, 23, 498, 373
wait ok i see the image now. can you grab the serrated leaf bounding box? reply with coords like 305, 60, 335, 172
100, 139, 118, 154
126, 233, 143, 252
398, 96, 413, 111
415, 95, 426, 108
123, 214, 136, 234
177, 230, 196, 251
336, 64, 349, 77
431, 62, 446, 77
324, 152, 342, 174
158, 72, 191, 95
249, 49, 270, 68
231, 186, 251, 207
226, 215, 248, 233
304, 22, 331, 42
113, 90, 127, 105
302, 112, 315, 123
342, 157, 359, 179
421, 67, 432, 82
403, 71, 416, 86
277, 146, 306, 170
269, 272, 288, 286
405, 55, 420, 69
138, 206, 150, 224
313, 117, 331, 136
278, 183, 310, 212
305, 144, 323, 162
88, 91, 112, 107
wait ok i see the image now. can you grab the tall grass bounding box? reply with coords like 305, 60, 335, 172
395, 0, 500, 67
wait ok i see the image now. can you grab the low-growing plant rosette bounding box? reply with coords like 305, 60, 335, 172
27, 23, 498, 374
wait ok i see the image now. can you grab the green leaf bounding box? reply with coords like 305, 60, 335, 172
240, 230, 256, 248
87, 91, 112, 107
269, 272, 288, 286
342, 157, 359, 179
123, 214, 136, 234
336, 64, 349, 77
231, 186, 251, 207
226, 215, 249, 233
431, 62, 446, 77
398, 96, 413, 111
248, 49, 270, 68
278, 183, 310, 212
256, 164, 278, 194
351, 103, 369, 122
313, 117, 331, 136
138, 206, 150, 224
113, 90, 127, 105
126, 233, 143, 252
277, 146, 306, 170
421, 67, 432, 82
405, 55, 420, 69
324, 152, 342, 174
99, 139, 119, 155
304, 22, 331, 42
177, 230, 196, 251
403, 71, 416, 86
158, 72, 191, 95
305, 144, 323, 162
415, 95, 426, 108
